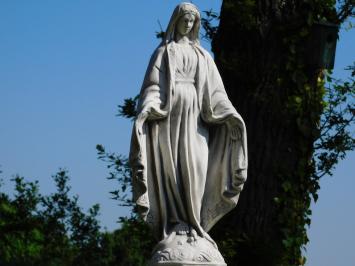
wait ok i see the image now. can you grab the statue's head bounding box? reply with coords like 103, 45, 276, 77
164, 2, 201, 45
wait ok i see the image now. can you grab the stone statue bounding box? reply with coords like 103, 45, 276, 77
129, 3, 248, 265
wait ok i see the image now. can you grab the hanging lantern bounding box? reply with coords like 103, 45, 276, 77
306, 22, 339, 70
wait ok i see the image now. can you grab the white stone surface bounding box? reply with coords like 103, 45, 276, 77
129, 3, 248, 265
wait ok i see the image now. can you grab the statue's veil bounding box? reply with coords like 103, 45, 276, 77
163, 2, 201, 45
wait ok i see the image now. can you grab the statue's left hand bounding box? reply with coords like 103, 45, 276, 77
137, 111, 149, 121
227, 120, 242, 140
230, 127, 241, 140
233, 169, 247, 186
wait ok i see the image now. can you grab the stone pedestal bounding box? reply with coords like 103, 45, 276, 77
148, 224, 226, 266
150, 263, 226, 266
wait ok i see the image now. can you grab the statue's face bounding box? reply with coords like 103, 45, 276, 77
176, 13, 195, 37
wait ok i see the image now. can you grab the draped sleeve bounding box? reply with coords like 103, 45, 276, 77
129, 46, 170, 217
194, 47, 248, 231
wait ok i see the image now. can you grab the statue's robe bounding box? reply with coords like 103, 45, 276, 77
129, 41, 248, 240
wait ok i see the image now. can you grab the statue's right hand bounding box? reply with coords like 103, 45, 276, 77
136, 112, 149, 136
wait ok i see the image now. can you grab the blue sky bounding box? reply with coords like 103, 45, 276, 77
0, 1, 353, 265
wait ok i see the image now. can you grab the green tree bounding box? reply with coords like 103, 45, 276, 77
0, 176, 43, 265
0, 170, 107, 266
96, 145, 156, 266
0, 167, 158, 266
209, 1, 354, 265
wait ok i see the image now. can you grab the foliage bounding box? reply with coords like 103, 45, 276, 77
314, 65, 355, 180
271, 7, 353, 265
337, 0, 355, 22
96, 145, 156, 265
201, 9, 220, 41
0, 170, 130, 266
117, 95, 139, 120
0, 176, 43, 265
96, 144, 133, 209
108, 217, 156, 266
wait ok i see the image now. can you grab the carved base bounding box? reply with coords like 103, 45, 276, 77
150, 263, 226, 266
148, 223, 226, 266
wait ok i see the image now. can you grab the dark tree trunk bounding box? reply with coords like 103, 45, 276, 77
209, 1, 337, 265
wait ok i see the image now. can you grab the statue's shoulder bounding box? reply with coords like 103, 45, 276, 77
194, 44, 214, 62
155, 45, 167, 54
152, 44, 168, 58
147, 44, 168, 68
147, 45, 168, 66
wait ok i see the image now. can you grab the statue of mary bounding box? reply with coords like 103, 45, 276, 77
129, 3, 248, 265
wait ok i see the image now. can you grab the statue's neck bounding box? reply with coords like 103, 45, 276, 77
175, 34, 190, 45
